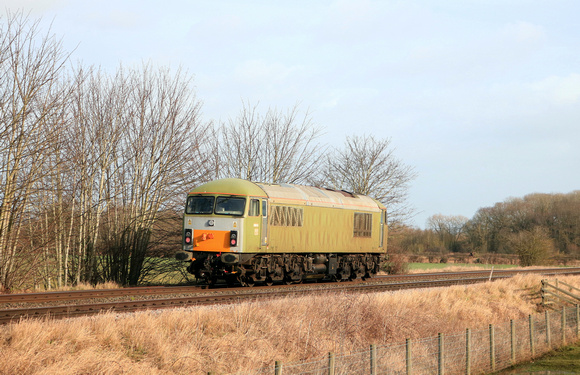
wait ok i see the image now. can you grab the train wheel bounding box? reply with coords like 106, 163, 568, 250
245, 276, 256, 287
265, 277, 274, 286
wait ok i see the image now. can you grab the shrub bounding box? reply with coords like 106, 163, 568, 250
382, 253, 409, 274
508, 227, 555, 266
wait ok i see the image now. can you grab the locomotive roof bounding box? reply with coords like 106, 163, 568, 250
190, 178, 267, 197
257, 182, 383, 211
190, 178, 384, 212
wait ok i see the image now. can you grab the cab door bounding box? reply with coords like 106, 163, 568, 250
245, 198, 262, 252
380, 209, 387, 251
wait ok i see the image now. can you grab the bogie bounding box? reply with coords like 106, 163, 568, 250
189, 251, 383, 286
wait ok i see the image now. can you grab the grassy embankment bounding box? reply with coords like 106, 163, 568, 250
2, 264, 578, 374
497, 345, 580, 374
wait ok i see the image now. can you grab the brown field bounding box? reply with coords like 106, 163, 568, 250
0, 274, 575, 374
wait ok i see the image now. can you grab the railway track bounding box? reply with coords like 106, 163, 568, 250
1, 267, 579, 324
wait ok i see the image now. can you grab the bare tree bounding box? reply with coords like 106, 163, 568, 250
217, 101, 262, 181
217, 102, 324, 184
0, 13, 71, 291
103, 64, 208, 285
261, 105, 323, 183
426, 214, 469, 252
0, 13, 216, 289
323, 135, 416, 225
65, 66, 130, 284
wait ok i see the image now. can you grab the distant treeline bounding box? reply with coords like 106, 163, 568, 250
391, 191, 580, 266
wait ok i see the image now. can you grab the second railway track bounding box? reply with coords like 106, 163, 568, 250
1, 267, 579, 324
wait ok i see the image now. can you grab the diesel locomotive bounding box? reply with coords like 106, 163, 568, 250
176, 178, 387, 286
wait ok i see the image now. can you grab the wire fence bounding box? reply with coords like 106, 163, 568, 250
212, 305, 580, 375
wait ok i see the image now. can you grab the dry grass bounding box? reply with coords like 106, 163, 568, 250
407, 265, 492, 273
25, 282, 122, 294
0, 274, 575, 374
407, 264, 552, 273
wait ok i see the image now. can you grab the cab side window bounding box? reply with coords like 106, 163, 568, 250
249, 199, 260, 216
353, 212, 372, 237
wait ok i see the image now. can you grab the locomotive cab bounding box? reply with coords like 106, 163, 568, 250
177, 179, 269, 285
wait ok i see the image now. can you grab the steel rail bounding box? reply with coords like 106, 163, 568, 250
0, 285, 206, 304
2, 267, 580, 324
0, 276, 497, 324
1, 267, 579, 305
375, 267, 580, 281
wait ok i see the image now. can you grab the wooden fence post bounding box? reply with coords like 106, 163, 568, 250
370, 344, 377, 375
577, 304, 580, 338
466, 328, 471, 375
328, 352, 335, 375
438, 333, 445, 375
542, 279, 546, 305
275, 361, 282, 375
511, 319, 516, 364
529, 315, 535, 357
406, 338, 412, 375
562, 306, 567, 346
490, 324, 496, 372
546, 310, 552, 348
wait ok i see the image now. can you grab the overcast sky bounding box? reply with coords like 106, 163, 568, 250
4, 0, 580, 227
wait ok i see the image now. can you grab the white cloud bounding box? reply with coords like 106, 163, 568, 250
1, 0, 67, 15
328, 0, 374, 27
531, 74, 580, 105
387, 19, 547, 85
501, 21, 546, 44
319, 87, 380, 109
233, 59, 303, 87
